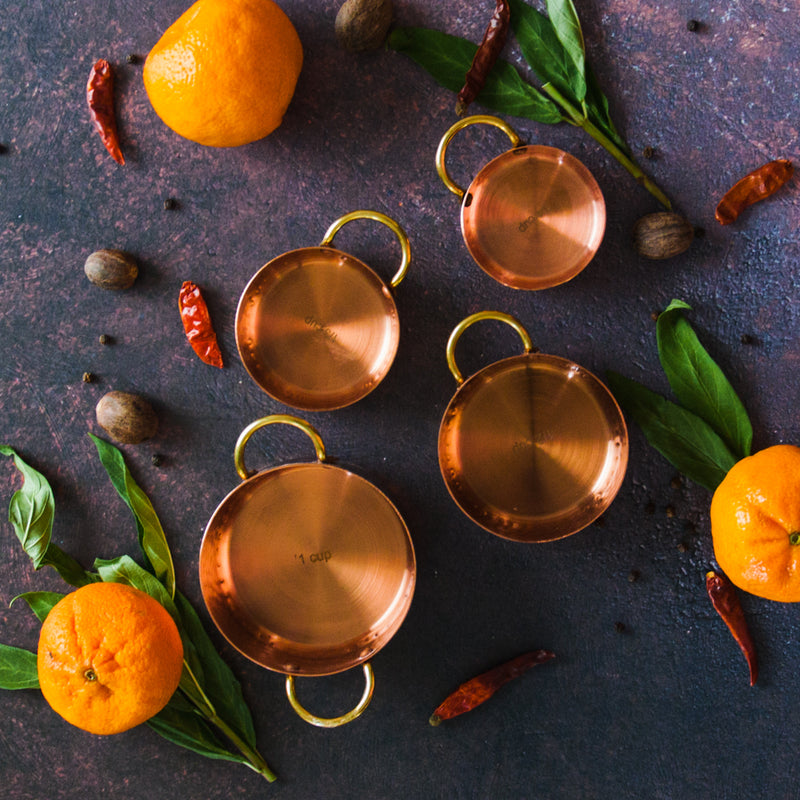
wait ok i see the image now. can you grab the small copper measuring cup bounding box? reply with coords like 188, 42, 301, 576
438, 311, 628, 542
199, 415, 416, 727
235, 210, 411, 410
435, 115, 606, 290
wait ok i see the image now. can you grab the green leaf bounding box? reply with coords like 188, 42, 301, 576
545, 0, 586, 82
93, 555, 179, 621
0, 446, 95, 587
656, 300, 753, 460
147, 700, 251, 766
89, 434, 176, 598
507, 0, 586, 103
173, 591, 257, 748
11, 591, 64, 623
388, 27, 563, 124
607, 371, 738, 491
583, 63, 630, 156
0, 643, 39, 690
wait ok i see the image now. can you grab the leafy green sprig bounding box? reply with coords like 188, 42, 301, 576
606, 299, 753, 491
388, 0, 672, 209
0, 436, 276, 782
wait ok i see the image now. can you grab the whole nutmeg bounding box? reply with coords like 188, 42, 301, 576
96, 391, 158, 444
84, 249, 138, 290
632, 212, 694, 260
335, 0, 393, 52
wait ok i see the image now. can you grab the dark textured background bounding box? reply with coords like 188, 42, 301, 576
1, 1, 798, 798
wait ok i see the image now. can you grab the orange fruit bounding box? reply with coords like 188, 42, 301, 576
143, 0, 303, 147
710, 444, 800, 602
37, 582, 184, 735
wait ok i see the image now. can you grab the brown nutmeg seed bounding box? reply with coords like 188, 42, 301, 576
335, 0, 393, 52
95, 390, 158, 444
84, 249, 138, 290
632, 213, 695, 260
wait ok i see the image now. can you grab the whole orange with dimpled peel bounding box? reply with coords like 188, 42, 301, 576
37, 582, 184, 735
143, 0, 303, 147
711, 444, 800, 602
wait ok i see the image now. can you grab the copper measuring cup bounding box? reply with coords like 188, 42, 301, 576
438, 311, 628, 542
198, 415, 416, 727
435, 115, 606, 290
235, 210, 411, 410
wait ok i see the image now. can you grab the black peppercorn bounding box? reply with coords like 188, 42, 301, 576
642, 146, 655, 159
665, 505, 676, 518
151, 453, 164, 467
687, 19, 700, 31
0, 143, 8, 155
163, 197, 178, 210
126, 53, 140, 65
82, 372, 95, 383
740, 333, 756, 345
614, 621, 626, 633
628, 570, 641, 583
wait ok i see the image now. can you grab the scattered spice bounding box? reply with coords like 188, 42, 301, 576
429, 650, 554, 725
151, 453, 164, 467
126, 53, 140, 65
178, 281, 224, 368
642, 146, 655, 159
163, 197, 178, 211
86, 59, 124, 165
455, 0, 511, 116
0, 143, 8, 155
82, 372, 95, 384
665, 504, 675, 518
686, 19, 701, 32
740, 333, 756, 345
627, 570, 640, 583
706, 570, 758, 686
614, 621, 626, 633
670, 475, 682, 489
715, 159, 793, 225
98, 334, 112, 345
677, 540, 689, 553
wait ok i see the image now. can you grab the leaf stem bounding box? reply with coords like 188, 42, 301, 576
181, 660, 277, 782
541, 82, 672, 209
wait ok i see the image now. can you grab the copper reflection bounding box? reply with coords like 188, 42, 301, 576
462, 146, 606, 290
439, 354, 628, 542
199, 463, 416, 676
235, 247, 399, 410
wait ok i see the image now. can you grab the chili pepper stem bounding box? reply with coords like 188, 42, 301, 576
181, 660, 277, 782
541, 82, 673, 210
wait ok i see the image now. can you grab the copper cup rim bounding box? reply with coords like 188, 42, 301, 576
461, 144, 606, 290
438, 351, 628, 543
234, 245, 400, 411
199, 459, 416, 676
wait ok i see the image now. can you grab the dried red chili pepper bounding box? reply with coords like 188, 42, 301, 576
706, 570, 758, 686
86, 59, 125, 165
715, 159, 793, 225
429, 649, 554, 725
455, 0, 511, 116
178, 281, 224, 368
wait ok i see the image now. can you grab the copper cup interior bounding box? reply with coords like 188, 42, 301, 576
199, 463, 416, 676
438, 354, 628, 542
236, 247, 399, 410
462, 146, 606, 290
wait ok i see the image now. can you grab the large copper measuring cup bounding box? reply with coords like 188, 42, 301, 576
436, 115, 606, 290
235, 210, 411, 410
199, 415, 416, 727
438, 311, 628, 542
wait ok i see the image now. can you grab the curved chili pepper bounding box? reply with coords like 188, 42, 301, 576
178, 281, 224, 368
455, 0, 511, 117
715, 159, 793, 225
429, 649, 555, 725
86, 59, 124, 165
706, 571, 758, 686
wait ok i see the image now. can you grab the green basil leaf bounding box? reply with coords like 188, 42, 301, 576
607, 371, 737, 491
148, 699, 249, 766
507, 0, 585, 103
93, 554, 179, 617
584, 63, 630, 156
0, 643, 39, 690
173, 590, 257, 748
89, 434, 176, 598
545, 0, 586, 82
1, 446, 95, 587
11, 591, 64, 623
656, 300, 753, 460
388, 27, 563, 124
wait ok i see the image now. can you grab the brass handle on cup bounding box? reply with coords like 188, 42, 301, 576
320, 209, 411, 289
435, 115, 523, 200
446, 310, 534, 385
285, 663, 376, 728
234, 414, 326, 480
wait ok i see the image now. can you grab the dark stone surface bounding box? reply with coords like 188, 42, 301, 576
0, 1, 798, 798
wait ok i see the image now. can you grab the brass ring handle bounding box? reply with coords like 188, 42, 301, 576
285, 663, 375, 728
446, 310, 534, 385
234, 414, 326, 480
320, 210, 411, 289
435, 115, 523, 200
